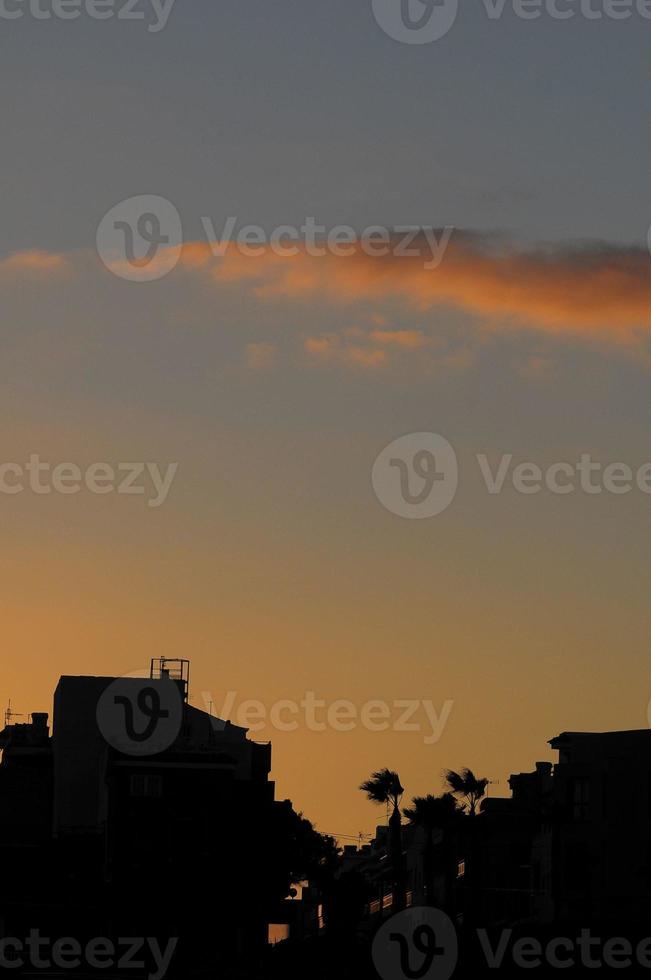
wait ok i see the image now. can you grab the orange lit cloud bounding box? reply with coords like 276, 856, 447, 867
369, 329, 430, 349
303, 326, 474, 373
304, 334, 388, 370
0, 250, 72, 278
179, 237, 651, 344
6, 238, 651, 358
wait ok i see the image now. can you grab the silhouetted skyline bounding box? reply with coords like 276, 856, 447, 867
4, 663, 651, 976
2, 3, 649, 974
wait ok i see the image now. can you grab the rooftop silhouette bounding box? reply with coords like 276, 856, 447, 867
2, 665, 651, 977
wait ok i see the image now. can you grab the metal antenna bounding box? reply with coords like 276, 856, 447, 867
4, 700, 26, 726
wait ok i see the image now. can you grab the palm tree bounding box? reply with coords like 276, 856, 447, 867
442, 768, 490, 924
443, 768, 489, 816
360, 768, 404, 816
360, 769, 405, 910
404, 793, 459, 906
403, 791, 459, 826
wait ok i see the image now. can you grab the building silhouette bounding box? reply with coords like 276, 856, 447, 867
4, 669, 651, 979
336, 730, 651, 940
0, 661, 285, 977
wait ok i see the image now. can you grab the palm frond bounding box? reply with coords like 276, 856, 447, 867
360, 768, 404, 807
443, 769, 466, 794
404, 792, 459, 826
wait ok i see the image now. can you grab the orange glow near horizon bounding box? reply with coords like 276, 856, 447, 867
1, 233, 651, 838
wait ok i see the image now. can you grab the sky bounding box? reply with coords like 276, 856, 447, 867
1, 0, 651, 838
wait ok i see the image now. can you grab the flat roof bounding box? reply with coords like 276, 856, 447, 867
550, 729, 651, 746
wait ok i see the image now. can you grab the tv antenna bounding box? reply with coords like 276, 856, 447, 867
4, 700, 26, 727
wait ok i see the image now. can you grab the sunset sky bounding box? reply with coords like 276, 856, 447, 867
2, 2, 651, 838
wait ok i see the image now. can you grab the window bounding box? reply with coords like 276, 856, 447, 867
268, 924, 289, 945
130, 774, 162, 798
457, 860, 466, 879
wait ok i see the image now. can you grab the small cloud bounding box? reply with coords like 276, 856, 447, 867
0, 250, 71, 278
368, 312, 389, 327
344, 346, 389, 369
245, 341, 277, 371
304, 335, 334, 356
303, 334, 388, 370
302, 325, 474, 374
514, 353, 556, 381
369, 329, 429, 350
